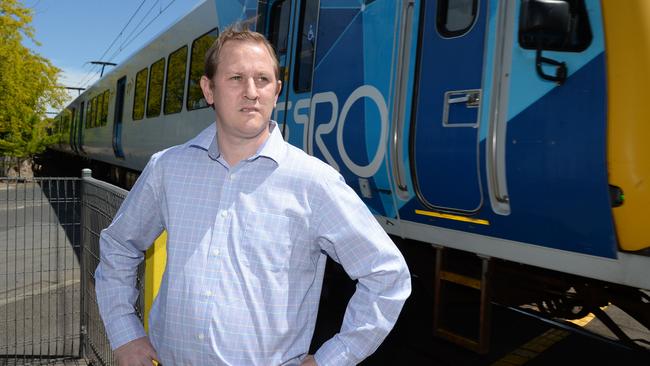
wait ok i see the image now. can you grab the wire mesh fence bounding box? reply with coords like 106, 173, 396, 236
80, 170, 144, 366
0, 177, 83, 365
0, 170, 142, 366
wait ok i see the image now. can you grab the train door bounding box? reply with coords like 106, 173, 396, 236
258, 0, 293, 131
410, 0, 487, 213
112, 76, 126, 159
303, 0, 403, 218
259, 0, 317, 147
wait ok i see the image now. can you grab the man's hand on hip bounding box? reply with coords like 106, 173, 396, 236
301, 354, 318, 366
114, 336, 160, 366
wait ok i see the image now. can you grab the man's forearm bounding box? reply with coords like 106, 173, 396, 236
314, 269, 411, 365
95, 230, 148, 350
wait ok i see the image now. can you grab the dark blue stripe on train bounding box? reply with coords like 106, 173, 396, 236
502, 53, 615, 258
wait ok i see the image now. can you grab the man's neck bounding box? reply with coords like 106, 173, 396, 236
217, 128, 270, 167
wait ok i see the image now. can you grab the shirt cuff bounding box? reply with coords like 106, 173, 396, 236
314, 336, 357, 366
105, 313, 147, 350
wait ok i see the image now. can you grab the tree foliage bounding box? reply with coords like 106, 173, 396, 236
0, 0, 67, 158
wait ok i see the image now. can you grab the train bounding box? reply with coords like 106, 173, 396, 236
52, 0, 650, 352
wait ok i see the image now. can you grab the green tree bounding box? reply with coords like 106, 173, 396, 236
0, 0, 66, 163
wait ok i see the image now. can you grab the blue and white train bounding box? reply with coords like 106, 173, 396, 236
52, 0, 650, 350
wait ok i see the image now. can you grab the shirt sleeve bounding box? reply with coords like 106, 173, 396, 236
94, 153, 165, 350
312, 173, 411, 366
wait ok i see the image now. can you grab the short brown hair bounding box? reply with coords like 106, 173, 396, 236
204, 24, 280, 81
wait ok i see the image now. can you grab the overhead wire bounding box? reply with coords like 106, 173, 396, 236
105, 0, 161, 63
97, 0, 149, 63
107, 0, 178, 64
78, 0, 179, 89
76, 0, 150, 88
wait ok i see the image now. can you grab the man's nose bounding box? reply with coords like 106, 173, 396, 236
244, 78, 259, 100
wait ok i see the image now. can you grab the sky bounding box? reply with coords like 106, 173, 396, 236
22, 0, 207, 106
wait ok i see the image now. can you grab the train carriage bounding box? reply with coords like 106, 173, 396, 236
52, 0, 650, 351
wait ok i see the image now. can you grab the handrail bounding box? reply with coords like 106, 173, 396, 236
390, 0, 415, 201
486, 0, 513, 215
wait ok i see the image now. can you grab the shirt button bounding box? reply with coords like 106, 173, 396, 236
205, 290, 213, 296
220, 211, 228, 218
197, 333, 205, 340
211, 249, 220, 256
229, 173, 235, 180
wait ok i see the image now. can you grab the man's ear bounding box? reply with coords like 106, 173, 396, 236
274, 80, 282, 107
200, 76, 214, 105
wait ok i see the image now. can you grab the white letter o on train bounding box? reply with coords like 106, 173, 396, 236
336, 85, 389, 178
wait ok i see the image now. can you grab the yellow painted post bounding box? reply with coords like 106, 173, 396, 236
143, 231, 167, 332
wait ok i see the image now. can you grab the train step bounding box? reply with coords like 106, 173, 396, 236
433, 246, 492, 354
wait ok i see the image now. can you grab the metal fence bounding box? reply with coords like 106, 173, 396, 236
80, 170, 144, 366
0, 170, 141, 366
0, 177, 82, 365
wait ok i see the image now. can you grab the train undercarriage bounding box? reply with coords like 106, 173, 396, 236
426, 244, 650, 354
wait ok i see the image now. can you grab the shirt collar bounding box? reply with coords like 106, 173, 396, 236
187, 123, 216, 151
188, 120, 286, 165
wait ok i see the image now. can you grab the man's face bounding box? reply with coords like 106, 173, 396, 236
200, 40, 281, 142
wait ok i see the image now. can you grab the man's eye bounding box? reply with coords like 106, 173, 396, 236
257, 76, 269, 82
230, 76, 242, 81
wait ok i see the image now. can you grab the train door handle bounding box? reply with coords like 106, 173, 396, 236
447, 91, 480, 107
443, 89, 482, 127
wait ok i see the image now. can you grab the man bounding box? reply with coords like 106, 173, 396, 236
95, 26, 411, 366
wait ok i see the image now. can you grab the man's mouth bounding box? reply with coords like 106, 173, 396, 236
240, 107, 258, 112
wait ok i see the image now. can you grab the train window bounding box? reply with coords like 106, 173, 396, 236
147, 58, 165, 118
98, 95, 103, 127
269, 0, 291, 58
95, 94, 102, 128
85, 101, 91, 128
84, 101, 89, 128
294, 0, 319, 92
519, 0, 592, 52
96, 95, 102, 127
133, 68, 148, 120
437, 0, 477, 38
69, 107, 76, 136
79, 102, 85, 133
101, 89, 110, 126
187, 28, 218, 111
61, 110, 70, 137
95, 95, 101, 127
164, 45, 188, 115
84, 100, 89, 128
91, 97, 98, 128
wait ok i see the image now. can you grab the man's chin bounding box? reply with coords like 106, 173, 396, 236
238, 123, 271, 140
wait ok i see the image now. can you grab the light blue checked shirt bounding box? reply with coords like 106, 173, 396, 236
95, 121, 411, 365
